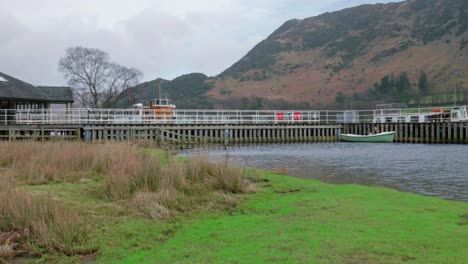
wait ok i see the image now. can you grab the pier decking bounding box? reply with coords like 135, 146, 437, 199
0, 108, 467, 144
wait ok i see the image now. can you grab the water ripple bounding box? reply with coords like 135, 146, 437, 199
180, 143, 468, 202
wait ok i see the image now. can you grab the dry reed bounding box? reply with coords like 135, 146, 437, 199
0, 141, 253, 260
274, 164, 289, 175
0, 141, 121, 184
105, 149, 165, 200
0, 141, 250, 202
208, 161, 246, 193
0, 173, 95, 259
0, 141, 252, 256
107, 153, 249, 215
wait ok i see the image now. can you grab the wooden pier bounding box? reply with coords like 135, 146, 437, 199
0, 124, 340, 144
82, 124, 341, 144
0, 126, 81, 142
0, 122, 467, 144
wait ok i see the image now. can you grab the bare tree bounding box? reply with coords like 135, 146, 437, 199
58, 47, 143, 108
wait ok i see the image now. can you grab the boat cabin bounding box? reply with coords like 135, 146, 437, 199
373, 105, 468, 123
150, 99, 174, 107
451, 106, 468, 122
373, 112, 428, 123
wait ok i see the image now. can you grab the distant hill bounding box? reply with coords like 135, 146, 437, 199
114, 73, 214, 109
120, 0, 468, 109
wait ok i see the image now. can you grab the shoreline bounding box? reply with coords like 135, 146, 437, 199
108, 162, 467, 263
2, 145, 467, 263
177, 142, 468, 203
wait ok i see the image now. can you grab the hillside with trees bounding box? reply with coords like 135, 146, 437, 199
114, 73, 214, 109
120, 0, 468, 109
208, 0, 468, 109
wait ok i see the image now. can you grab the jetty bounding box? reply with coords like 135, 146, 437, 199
0, 107, 467, 144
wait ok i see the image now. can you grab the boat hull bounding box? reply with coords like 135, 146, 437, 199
341, 132, 396, 143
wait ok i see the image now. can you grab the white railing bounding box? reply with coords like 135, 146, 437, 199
0, 106, 463, 125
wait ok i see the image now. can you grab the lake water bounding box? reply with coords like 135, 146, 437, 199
180, 143, 468, 202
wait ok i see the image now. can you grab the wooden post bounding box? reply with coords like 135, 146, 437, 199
422, 124, 427, 144
447, 123, 452, 144
403, 124, 407, 143
414, 124, 419, 143
453, 123, 458, 144
460, 122, 465, 144
465, 123, 468, 144
442, 123, 446, 143
397, 123, 402, 143
431, 123, 435, 144
76, 128, 81, 141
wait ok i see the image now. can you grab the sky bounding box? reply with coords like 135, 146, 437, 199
0, 0, 397, 86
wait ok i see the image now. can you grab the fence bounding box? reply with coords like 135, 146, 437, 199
0, 106, 464, 125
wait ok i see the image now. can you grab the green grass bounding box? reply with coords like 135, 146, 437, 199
109, 170, 467, 264
20, 165, 467, 263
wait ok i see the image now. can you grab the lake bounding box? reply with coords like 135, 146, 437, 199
180, 143, 468, 202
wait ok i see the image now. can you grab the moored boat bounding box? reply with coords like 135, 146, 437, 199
132, 80, 176, 122
341, 131, 396, 143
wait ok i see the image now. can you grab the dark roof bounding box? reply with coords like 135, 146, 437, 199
37, 86, 74, 103
0, 72, 73, 103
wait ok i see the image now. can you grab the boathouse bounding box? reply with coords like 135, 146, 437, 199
0, 72, 74, 110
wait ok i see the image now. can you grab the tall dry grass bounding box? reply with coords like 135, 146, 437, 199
0, 141, 249, 198
0, 141, 123, 184
0, 141, 252, 251
105, 147, 162, 200
209, 162, 246, 194
274, 164, 289, 175
0, 173, 95, 259
107, 154, 250, 218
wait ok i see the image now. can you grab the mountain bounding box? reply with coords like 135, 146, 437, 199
210, 0, 468, 109
114, 73, 214, 109
120, 0, 468, 109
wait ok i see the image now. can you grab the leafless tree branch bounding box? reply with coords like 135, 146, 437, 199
58, 46, 143, 108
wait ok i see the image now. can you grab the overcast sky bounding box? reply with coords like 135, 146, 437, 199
0, 0, 396, 86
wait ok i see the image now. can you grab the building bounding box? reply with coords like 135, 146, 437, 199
0, 72, 73, 110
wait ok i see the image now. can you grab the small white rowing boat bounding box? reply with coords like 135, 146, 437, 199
341, 131, 396, 143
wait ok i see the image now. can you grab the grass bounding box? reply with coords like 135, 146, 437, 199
0, 142, 250, 262
0, 142, 467, 263
0, 174, 96, 259
0, 141, 115, 185
104, 170, 467, 264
